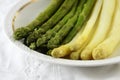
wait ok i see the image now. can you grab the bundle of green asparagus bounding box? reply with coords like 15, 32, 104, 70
14, 0, 64, 40
14, 0, 120, 60
26, 0, 76, 45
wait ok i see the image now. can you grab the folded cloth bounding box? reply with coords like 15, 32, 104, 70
1, 0, 120, 80
0, 0, 26, 80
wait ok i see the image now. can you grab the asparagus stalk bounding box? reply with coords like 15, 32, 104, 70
26, 0, 76, 45
70, 35, 91, 60
47, 15, 78, 49
92, 0, 120, 60
51, 0, 96, 58
13, 0, 64, 40
50, 25, 84, 57
29, 42, 36, 50
47, 0, 87, 49
70, 49, 82, 60
47, 50, 52, 56
48, 21, 85, 56
36, 1, 78, 47
81, 0, 116, 60
63, 0, 96, 44
70, 0, 103, 60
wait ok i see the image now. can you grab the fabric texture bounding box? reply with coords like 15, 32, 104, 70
0, 0, 120, 80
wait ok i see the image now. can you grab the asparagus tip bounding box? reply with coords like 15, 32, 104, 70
70, 52, 79, 60
81, 48, 93, 60
36, 38, 43, 47
29, 43, 36, 50
92, 47, 109, 60
13, 27, 26, 40
51, 45, 71, 58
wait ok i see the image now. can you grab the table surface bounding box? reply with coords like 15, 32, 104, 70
1, 0, 120, 80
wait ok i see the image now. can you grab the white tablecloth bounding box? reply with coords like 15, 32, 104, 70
1, 0, 120, 80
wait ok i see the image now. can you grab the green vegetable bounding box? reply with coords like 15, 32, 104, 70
47, 0, 86, 49
13, 0, 64, 40
36, 0, 78, 47
47, 50, 52, 55
29, 42, 36, 50
63, 0, 96, 44
26, 0, 76, 45
51, 0, 96, 58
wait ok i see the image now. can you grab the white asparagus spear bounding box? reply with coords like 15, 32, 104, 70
69, 0, 103, 60
72, 0, 103, 50
92, 0, 120, 60
81, 0, 116, 60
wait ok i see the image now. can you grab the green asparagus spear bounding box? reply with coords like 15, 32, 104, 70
47, 50, 52, 56
26, 0, 76, 45
13, 0, 64, 40
63, 0, 96, 44
47, 0, 87, 49
29, 42, 36, 50
36, 0, 78, 47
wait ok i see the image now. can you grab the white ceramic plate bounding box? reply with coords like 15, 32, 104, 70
3, 0, 120, 67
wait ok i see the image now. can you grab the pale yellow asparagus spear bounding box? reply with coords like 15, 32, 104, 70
92, 0, 120, 60
70, 48, 82, 60
81, 0, 116, 60
70, 0, 103, 60
70, 17, 100, 60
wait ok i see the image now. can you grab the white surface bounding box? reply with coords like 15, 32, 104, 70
1, 0, 120, 80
